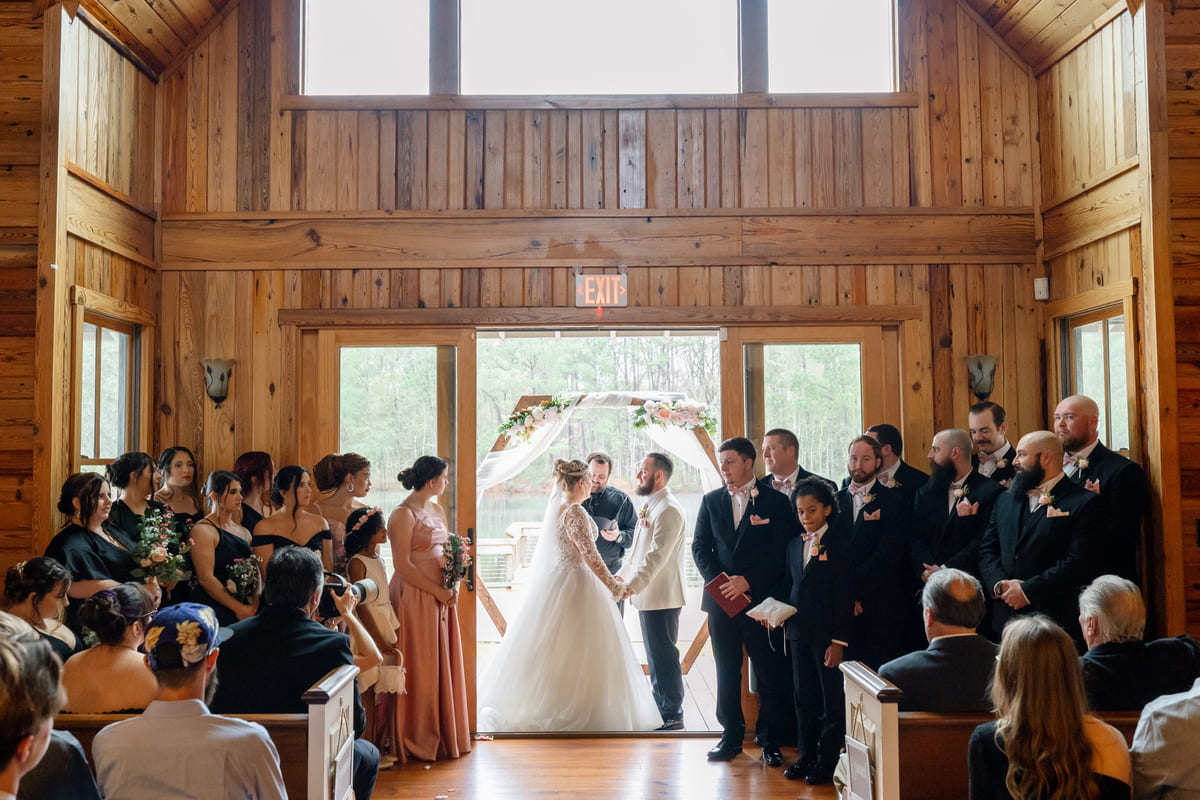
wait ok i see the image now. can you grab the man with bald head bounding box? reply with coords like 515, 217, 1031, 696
878, 568, 999, 712
1054, 394, 1147, 583
911, 429, 1004, 585
978, 430, 1105, 644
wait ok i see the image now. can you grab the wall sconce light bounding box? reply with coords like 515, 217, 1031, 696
964, 354, 998, 401
201, 358, 235, 408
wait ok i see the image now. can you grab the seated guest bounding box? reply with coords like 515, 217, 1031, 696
969, 615, 1132, 800
93, 603, 287, 800
61, 583, 159, 713
212, 547, 380, 800
1130, 677, 1200, 798
4, 557, 77, 661
1079, 575, 1200, 711
0, 613, 100, 800
0, 611, 69, 800
879, 568, 998, 712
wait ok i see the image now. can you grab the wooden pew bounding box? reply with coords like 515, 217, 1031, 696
840, 660, 1142, 800
56, 664, 358, 800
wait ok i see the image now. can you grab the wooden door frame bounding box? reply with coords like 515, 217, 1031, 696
303, 326, 479, 727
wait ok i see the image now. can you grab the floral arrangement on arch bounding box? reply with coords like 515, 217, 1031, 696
631, 399, 717, 435
497, 394, 580, 444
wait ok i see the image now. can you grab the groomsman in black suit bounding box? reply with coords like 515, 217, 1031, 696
979, 431, 1104, 646
969, 401, 1017, 486
692, 437, 797, 765
837, 435, 913, 669
845, 424, 927, 509
1054, 394, 1148, 583
758, 428, 830, 496
911, 428, 1004, 583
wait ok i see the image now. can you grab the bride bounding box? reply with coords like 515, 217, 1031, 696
478, 458, 662, 732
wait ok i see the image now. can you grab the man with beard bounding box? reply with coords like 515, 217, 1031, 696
837, 435, 913, 669
758, 428, 830, 496
1054, 394, 1147, 583
911, 428, 1003, 584
92, 603, 287, 800
582, 451, 638, 612
979, 431, 1104, 646
969, 401, 1017, 486
618, 452, 688, 730
843, 424, 927, 509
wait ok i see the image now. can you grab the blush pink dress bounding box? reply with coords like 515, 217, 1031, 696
389, 504, 471, 762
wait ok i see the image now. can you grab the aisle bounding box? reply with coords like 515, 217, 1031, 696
374, 738, 840, 799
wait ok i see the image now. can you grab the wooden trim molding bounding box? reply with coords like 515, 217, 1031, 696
276, 305, 923, 330
65, 174, 157, 268
1043, 278, 1136, 319
1032, 2, 1130, 76
279, 92, 923, 112
69, 286, 158, 327
162, 209, 1036, 270
65, 163, 157, 219
1042, 167, 1142, 260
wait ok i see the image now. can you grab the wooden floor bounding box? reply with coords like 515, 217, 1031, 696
374, 738, 841, 799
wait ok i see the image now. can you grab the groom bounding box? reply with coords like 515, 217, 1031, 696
618, 452, 688, 731
693, 437, 797, 765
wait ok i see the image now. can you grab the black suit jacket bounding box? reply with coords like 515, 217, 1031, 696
782, 516, 853, 647
1069, 442, 1147, 582
841, 460, 928, 508
692, 484, 797, 617
911, 470, 1004, 577
1080, 636, 1200, 711
837, 481, 912, 622
211, 604, 365, 736
978, 476, 1104, 636
757, 466, 836, 497
878, 634, 999, 712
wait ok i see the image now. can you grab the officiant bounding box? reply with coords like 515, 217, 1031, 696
582, 452, 637, 613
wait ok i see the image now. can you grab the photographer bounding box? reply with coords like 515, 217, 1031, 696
211, 547, 381, 800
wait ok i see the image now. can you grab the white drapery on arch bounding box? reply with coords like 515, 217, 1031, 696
475, 391, 723, 501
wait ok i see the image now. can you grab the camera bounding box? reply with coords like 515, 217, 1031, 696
318, 572, 379, 619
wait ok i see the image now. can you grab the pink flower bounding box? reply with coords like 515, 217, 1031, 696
1038, 494, 1052, 506
655, 406, 672, 422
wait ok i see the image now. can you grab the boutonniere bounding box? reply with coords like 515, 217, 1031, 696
1038, 494, 1054, 506
884, 476, 899, 489
748, 486, 759, 501
996, 457, 1007, 469
1077, 457, 1089, 470
863, 493, 876, 505
953, 485, 970, 499
809, 540, 825, 558
638, 503, 650, 528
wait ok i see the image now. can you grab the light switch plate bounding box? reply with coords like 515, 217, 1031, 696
1034, 277, 1049, 300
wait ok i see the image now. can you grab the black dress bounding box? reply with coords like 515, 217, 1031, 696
37, 628, 77, 662
240, 503, 265, 535
968, 721, 1131, 800
251, 529, 332, 555
187, 520, 254, 627
43, 523, 137, 633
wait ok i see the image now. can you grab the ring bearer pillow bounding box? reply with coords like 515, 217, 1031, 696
747, 597, 798, 629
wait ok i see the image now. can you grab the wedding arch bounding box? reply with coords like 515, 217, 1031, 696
475, 391, 722, 675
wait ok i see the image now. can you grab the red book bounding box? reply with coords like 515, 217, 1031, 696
704, 572, 750, 617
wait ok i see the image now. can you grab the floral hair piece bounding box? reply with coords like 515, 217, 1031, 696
349, 506, 382, 534
12, 561, 24, 575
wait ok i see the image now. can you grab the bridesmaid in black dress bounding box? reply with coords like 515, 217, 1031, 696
251, 465, 333, 572
3, 556, 76, 661
44, 472, 155, 633
188, 470, 257, 626
104, 451, 168, 545
153, 446, 205, 529
233, 450, 276, 535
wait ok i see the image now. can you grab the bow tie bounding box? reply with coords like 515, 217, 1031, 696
1063, 453, 1080, 468
978, 451, 997, 464
772, 478, 792, 492
801, 530, 821, 542
951, 480, 965, 491
848, 483, 870, 499
728, 485, 749, 499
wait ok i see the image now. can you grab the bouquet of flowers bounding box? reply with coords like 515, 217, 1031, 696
497, 393, 579, 444
442, 532, 473, 589
631, 398, 718, 434
130, 508, 192, 583
224, 555, 261, 604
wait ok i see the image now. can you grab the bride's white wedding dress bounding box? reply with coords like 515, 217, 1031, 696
477, 498, 662, 732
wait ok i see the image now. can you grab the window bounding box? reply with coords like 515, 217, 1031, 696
1063, 308, 1129, 452
302, 0, 430, 95
768, 0, 895, 92
79, 316, 135, 472
460, 0, 738, 94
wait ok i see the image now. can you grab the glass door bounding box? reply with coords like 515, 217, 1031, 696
311, 328, 478, 724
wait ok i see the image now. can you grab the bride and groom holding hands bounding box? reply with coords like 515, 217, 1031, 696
477, 452, 689, 732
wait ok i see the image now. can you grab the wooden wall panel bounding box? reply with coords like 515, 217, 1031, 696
0, 3, 40, 570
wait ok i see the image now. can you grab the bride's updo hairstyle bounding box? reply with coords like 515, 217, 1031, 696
398, 456, 448, 491
553, 459, 590, 492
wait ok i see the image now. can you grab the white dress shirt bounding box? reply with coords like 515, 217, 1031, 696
1132, 678, 1200, 799
849, 478, 878, 521
1027, 472, 1067, 512
1065, 439, 1101, 477
977, 441, 1012, 478
878, 461, 901, 488
730, 479, 756, 529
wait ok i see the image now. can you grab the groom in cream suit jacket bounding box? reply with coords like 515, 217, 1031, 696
619, 452, 688, 731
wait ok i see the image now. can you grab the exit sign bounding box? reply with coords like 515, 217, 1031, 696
575, 273, 628, 307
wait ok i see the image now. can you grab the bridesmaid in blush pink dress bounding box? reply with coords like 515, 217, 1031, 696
387, 455, 471, 762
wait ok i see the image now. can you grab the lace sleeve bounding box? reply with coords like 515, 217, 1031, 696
564, 504, 623, 597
